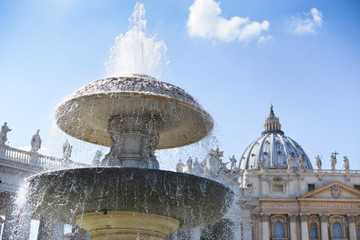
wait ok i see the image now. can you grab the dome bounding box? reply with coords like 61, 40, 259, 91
239, 106, 312, 170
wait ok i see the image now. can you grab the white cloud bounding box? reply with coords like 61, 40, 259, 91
258, 35, 273, 45
187, 0, 270, 42
289, 8, 323, 35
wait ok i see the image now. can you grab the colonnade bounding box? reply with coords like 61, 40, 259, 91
1, 197, 66, 240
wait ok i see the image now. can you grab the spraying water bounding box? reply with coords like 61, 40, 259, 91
105, 2, 168, 79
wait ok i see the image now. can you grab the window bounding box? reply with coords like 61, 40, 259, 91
333, 222, 342, 239
274, 222, 284, 238
310, 222, 318, 239
308, 184, 315, 192
354, 185, 360, 191
310, 228, 317, 239
272, 184, 284, 193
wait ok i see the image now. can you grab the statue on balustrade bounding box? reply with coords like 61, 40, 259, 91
330, 153, 337, 170
176, 159, 185, 173
315, 155, 322, 170
92, 150, 102, 166
30, 129, 42, 153
186, 157, 193, 173
229, 155, 237, 171
63, 140, 73, 160
343, 156, 350, 171
0, 122, 11, 145
192, 158, 203, 175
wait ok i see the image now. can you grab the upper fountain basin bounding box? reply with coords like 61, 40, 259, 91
55, 74, 213, 149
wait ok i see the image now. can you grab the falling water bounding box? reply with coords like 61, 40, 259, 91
105, 2, 168, 79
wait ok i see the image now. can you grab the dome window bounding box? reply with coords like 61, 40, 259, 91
251, 153, 256, 157
277, 151, 282, 155
263, 152, 268, 155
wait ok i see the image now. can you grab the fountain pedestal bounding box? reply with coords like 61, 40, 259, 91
77, 211, 179, 240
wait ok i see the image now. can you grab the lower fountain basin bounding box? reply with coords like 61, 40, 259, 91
27, 167, 233, 230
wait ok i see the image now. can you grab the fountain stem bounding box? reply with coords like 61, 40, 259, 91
101, 115, 160, 169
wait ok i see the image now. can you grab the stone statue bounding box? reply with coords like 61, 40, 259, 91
259, 156, 265, 170
208, 147, 223, 159
229, 155, 237, 170
0, 122, 11, 145
298, 154, 305, 169
287, 155, 294, 170
176, 159, 185, 173
315, 155, 322, 170
92, 150, 102, 166
30, 129, 42, 153
330, 153, 337, 170
186, 157, 193, 173
343, 156, 350, 171
192, 158, 203, 174
63, 140, 73, 160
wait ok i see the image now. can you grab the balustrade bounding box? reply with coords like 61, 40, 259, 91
0, 145, 88, 170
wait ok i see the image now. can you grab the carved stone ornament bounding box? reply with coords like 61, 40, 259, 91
300, 214, 309, 221
260, 214, 270, 222
317, 174, 323, 181
319, 214, 329, 222
288, 214, 298, 222
331, 184, 341, 199
347, 214, 356, 224
266, 176, 288, 184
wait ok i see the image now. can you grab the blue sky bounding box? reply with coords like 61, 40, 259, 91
0, 0, 359, 171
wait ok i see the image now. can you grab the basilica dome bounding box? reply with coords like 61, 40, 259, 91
239, 106, 313, 170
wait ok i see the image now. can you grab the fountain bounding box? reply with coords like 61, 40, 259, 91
25, 3, 233, 240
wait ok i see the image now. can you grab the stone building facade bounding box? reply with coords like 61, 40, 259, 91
172, 106, 360, 240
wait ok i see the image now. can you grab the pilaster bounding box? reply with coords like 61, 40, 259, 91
319, 214, 329, 240
289, 214, 298, 240
300, 214, 309, 240
260, 213, 270, 240
347, 214, 357, 240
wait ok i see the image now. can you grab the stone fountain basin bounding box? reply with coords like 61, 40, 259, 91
27, 167, 233, 229
55, 75, 213, 149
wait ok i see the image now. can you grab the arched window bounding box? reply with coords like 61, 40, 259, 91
274, 221, 284, 238
332, 222, 342, 239
310, 223, 318, 239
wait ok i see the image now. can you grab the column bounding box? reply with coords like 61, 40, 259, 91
17, 203, 32, 240
51, 221, 64, 240
2, 197, 16, 240
37, 216, 52, 240
70, 225, 82, 240
319, 214, 329, 240
260, 214, 270, 240
289, 214, 297, 240
347, 214, 357, 240
191, 227, 201, 240
300, 214, 309, 240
